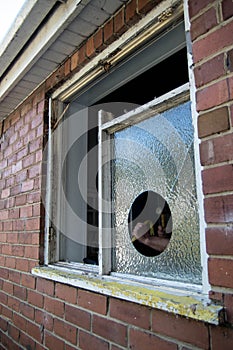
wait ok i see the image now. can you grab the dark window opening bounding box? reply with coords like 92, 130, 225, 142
128, 191, 172, 257
98, 47, 188, 106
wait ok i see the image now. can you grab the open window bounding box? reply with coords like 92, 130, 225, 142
47, 13, 202, 286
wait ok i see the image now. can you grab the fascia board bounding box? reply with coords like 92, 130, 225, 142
0, 0, 89, 102
0, 0, 58, 76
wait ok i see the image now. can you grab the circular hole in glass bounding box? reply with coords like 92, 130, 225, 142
128, 191, 172, 257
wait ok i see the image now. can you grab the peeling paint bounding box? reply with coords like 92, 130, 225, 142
32, 266, 224, 325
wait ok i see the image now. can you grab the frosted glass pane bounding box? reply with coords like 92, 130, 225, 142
112, 101, 202, 284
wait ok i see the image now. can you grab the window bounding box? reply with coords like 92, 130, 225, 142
44, 13, 203, 288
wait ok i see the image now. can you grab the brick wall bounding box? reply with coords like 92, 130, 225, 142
190, 0, 233, 328
0, 0, 233, 349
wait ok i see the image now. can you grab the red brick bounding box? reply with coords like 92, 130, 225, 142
21, 274, 36, 289
3, 221, 12, 231
92, 315, 127, 346
20, 332, 36, 350
0, 291, 8, 306
37, 278, 54, 296
93, 28, 104, 52
33, 91, 46, 108
33, 203, 41, 216
55, 283, 77, 304
9, 270, 20, 284
188, 0, 211, 18
5, 257, 16, 269
16, 170, 28, 184
21, 102, 33, 117
24, 245, 39, 259
86, 36, 95, 58
193, 21, 233, 63
0, 210, 8, 220
65, 304, 91, 330
35, 310, 53, 331
71, 51, 79, 71
152, 309, 209, 349
1, 188, 10, 199
64, 58, 71, 76
13, 285, 27, 301
194, 54, 225, 88
210, 324, 233, 349
204, 195, 233, 223
13, 313, 26, 332
202, 164, 233, 194
13, 219, 25, 231
110, 298, 150, 329
19, 124, 29, 138
200, 133, 233, 165
229, 75, 233, 100
27, 191, 41, 204
222, 0, 233, 21
206, 227, 233, 255
2, 244, 12, 255
10, 184, 21, 196
104, 18, 115, 45
17, 146, 28, 161
8, 324, 20, 342
25, 217, 40, 231
12, 244, 24, 257
0, 267, 9, 279
20, 205, 33, 218
224, 293, 233, 324
79, 330, 109, 350
196, 80, 229, 111
22, 154, 35, 168
3, 280, 13, 294
21, 179, 34, 192
12, 139, 24, 153
78, 290, 107, 315
29, 137, 42, 153
129, 328, 176, 350
125, 0, 141, 25
45, 331, 65, 350
9, 131, 18, 145
78, 45, 87, 66
35, 149, 43, 163
208, 258, 233, 288
138, 0, 160, 15
28, 290, 44, 308
11, 110, 20, 126
16, 258, 29, 272
44, 296, 64, 317
111, 346, 124, 350
54, 318, 77, 344
26, 320, 42, 342
7, 234, 19, 245
20, 302, 35, 320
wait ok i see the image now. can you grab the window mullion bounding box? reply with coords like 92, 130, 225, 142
98, 110, 113, 275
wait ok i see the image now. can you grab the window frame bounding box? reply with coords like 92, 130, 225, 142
36, 0, 215, 314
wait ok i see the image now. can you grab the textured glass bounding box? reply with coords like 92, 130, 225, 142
112, 101, 202, 284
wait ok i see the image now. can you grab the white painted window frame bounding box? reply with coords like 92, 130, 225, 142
41, 0, 210, 297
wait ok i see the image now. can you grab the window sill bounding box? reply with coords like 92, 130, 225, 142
32, 265, 224, 325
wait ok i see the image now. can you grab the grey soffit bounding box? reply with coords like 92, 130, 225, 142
0, 0, 125, 121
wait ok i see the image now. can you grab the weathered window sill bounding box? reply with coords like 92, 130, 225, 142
32, 265, 224, 325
